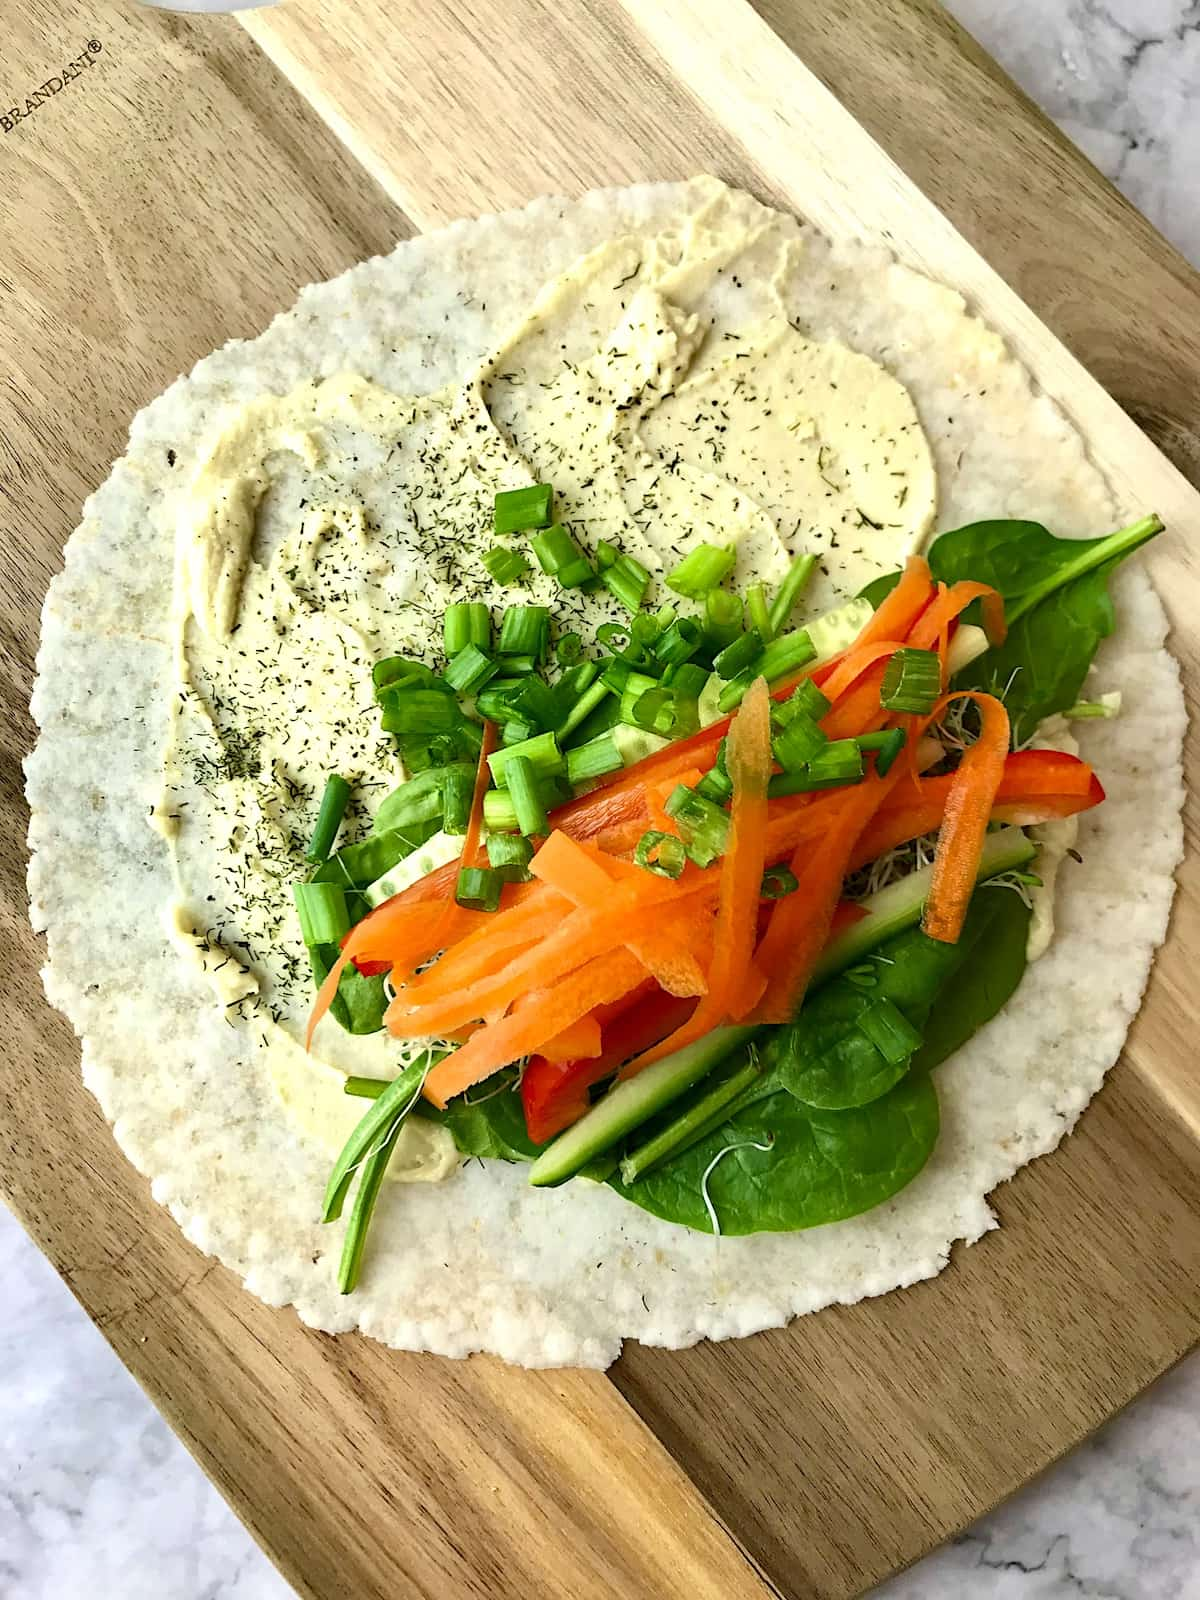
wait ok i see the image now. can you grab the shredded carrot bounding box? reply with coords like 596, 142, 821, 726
922, 692, 1011, 943
422, 946, 649, 1106
389, 897, 569, 1004
854, 554, 935, 650
618, 677, 773, 1077
907, 579, 1007, 651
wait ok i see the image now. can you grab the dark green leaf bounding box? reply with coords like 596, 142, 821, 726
308, 944, 387, 1035
417, 1070, 538, 1162
910, 886, 1030, 1072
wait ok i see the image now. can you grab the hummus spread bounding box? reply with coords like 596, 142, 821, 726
157, 191, 938, 1179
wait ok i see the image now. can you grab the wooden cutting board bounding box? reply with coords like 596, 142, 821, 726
2, 2, 1199, 1597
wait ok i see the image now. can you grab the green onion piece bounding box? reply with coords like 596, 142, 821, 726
857, 728, 909, 770
760, 865, 799, 900
294, 881, 351, 946
496, 653, 538, 676
856, 996, 922, 1065
441, 766, 474, 835
305, 774, 351, 863
664, 661, 710, 698
501, 676, 561, 731
482, 545, 531, 585
595, 539, 620, 570
556, 631, 584, 667
443, 643, 498, 695
713, 627, 764, 681
559, 679, 612, 741
596, 621, 635, 656
757, 628, 816, 684
694, 764, 733, 805
602, 553, 651, 613
494, 482, 553, 535
380, 689, 464, 736
618, 670, 663, 724
704, 587, 744, 650
746, 582, 774, 642
630, 687, 698, 740
482, 788, 518, 832
653, 616, 703, 667
501, 718, 536, 746
782, 677, 832, 723
630, 612, 662, 648
531, 523, 594, 586
716, 668, 758, 714
372, 655, 436, 695
488, 729, 564, 788
486, 832, 535, 881
767, 739, 864, 795
634, 829, 687, 879
880, 647, 941, 714
654, 603, 678, 630
772, 711, 827, 771
343, 1076, 387, 1100
506, 754, 549, 837
768, 552, 818, 635
666, 542, 737, 598
456, 866, 504, 912
600, 657, 634, 694
566, 732, 624, 786
498, 604, 550, 660
444, 601, 491, 657
664, 785, 730, 868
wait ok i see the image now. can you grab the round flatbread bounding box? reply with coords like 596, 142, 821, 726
27, 178, 1184, 1367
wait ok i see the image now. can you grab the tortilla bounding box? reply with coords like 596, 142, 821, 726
26, 178, 1184, 1368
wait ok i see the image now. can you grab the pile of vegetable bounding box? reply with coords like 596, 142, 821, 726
295, 489, 1161, 1290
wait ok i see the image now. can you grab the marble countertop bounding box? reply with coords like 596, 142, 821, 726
5, 2, 1199, 1596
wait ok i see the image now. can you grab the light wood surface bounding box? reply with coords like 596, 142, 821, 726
2, 1, 1199, 1598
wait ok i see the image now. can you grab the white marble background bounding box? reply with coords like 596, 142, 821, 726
4, 1, 1199, 1596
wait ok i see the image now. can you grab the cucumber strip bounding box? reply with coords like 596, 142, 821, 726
528, 1027, 756, 1188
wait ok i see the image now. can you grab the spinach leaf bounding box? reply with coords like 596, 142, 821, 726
308, 943, 387, 1035
859, 514, 1161, 743
770, 924, 971, 1109
610, 1073, 939, 1235
910, 885, 1029, 1072
418, 1070, 539, 1162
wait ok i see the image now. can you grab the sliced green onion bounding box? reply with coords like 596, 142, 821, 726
664, 785, 730, 868
498, 604, 550, 660
441, 767, 474, 835
757, 627, 816, 684
666, 542, 736, 598
600, 657, 634, 694
630, 612, 662, 649
694, 764, 733, 805
444, 601, 490, 657
456, 866, 504, 912
746, 582, 773, 642
716, 668, 758, 714
653, 616, 703, 667
305, 774, 351, 863
494, 483, 553, 535
482, 545, 531, 585
596, 621, 635, 656
760, 865, 799, 899
880, 647, 941, 714
294, 881, 351, 947
766, 738, 864, 795
595, 539, 620, 570
531, 524, 594, 589
380, 690, 464, 736
856, 997, 922, 1065
372, 655, 436, 695
713, 627, 763, 681
375, 767, 465, 833
618, 670, 661, 725
488, 730, 564, 787
781, 677, 831, 723
634, 829, 687, 879
559, 680, 612, 741
556, 631, 584, 667
772, 712, 827, 771
857, 727, 907, 777
486, 832, 535, 881
566, 732, 624, 785
602, 552, 651, 613
506, 754, 549, 836
494, 653, 537, 676
501, 718, 536, 745
704, 588, 744, 650
768, 552, 818, 635
630, 687, 699, 740
443, 643, 498, 695
343, 1076, 387, 1100
654, 603, 678, 630
664, 661, 710, 698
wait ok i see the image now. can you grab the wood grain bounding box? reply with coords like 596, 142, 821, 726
3, 0, 1199, 1597
0, 6, 774, 1600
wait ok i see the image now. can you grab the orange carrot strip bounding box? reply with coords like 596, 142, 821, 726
923, 692, 1011, 943
854, 554, 935, 650
618, 677, 774, 1077
819, 640, 908, 704
907, 579, 1007, 651
422, 946, 649, 1106
392, 899, 569, 1004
